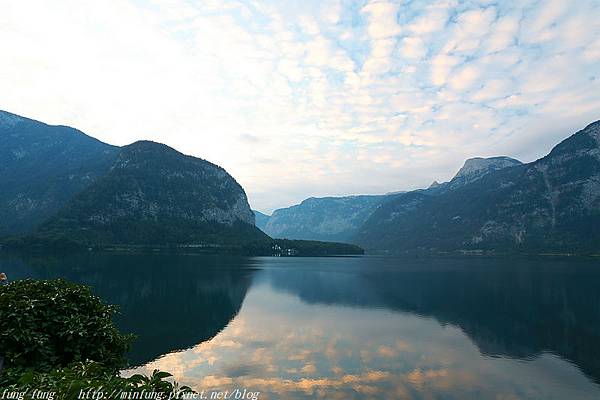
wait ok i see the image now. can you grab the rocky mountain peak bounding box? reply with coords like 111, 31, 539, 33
572, 119, 599, 144
454, 156, 523, 181
545, 119, 600, 160
584, 119, 600, 140
355, 119, 600, 254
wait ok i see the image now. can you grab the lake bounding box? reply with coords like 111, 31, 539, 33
2, 253, 600, 399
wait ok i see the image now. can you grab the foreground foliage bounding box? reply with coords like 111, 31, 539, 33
0, 279, 193, 396
0, 279, 131, 374
3, 362, 193, 399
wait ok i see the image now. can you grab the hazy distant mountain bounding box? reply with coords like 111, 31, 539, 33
0, 110, 118, 236
264, 195, 392, 242
355, 120, 600, 254
253, 210, 270, 232
260, 157, 522, 244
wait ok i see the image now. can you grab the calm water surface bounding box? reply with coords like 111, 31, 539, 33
2, 253, 600, 399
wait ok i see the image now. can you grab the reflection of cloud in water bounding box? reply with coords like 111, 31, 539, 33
8, 254, 600, 398
128, 277, 599, 399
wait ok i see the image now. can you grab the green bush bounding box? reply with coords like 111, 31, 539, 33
0, 279, 132, 374
3, 362, 192, 399
0, 279, 194, 396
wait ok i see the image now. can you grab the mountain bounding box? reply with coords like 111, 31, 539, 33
355, 120, 600, 254
32, 140, 267, 246
260, 157, 521, 244
1, 110, 362, 255
0, 110, 118, 236
263, 195, 391, 242
425, 156, 522, 195
253, 210, 270, 232
454, 156, 523, 183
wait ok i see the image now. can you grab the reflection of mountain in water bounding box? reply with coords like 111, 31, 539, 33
264, 257, 600, 383
0, 253, 255, 366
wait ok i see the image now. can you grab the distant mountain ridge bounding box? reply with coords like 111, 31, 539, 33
253, 210, 270, 232
258, 121, 599, 254
355, 120, 600, 253
4, 108, 597, 254
262, 157, 522, 243
263, 195, 391, 242
0, 110, 118, 236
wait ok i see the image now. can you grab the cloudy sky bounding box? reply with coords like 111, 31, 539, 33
1, 0, 599, 213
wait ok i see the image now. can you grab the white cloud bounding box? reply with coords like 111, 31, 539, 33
362, 38, 396, 75
400, 37, 427, 59
361, 1, 402, 39
485, 16, 518, 53
444, 7, 497, 53
407, 1, 451, 34
583, 40, 600, 61
299, 15, 320, 36
519, 0, 568, 45
469, 78, 512, 102
430, 54, 462, 86
0, 0, 598, 212
449, 65, 481, 91
320, 1, 342, 25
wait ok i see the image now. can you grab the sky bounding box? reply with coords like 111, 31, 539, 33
1, 0, 599, 213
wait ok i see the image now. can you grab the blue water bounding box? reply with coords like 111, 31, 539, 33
2, 253, 600, 399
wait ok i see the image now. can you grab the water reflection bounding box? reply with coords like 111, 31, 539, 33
3, 253, 600, 399
263, 257, 600, 383
130, 256, 600, 399
0, 253, 255, 365
128, 256, 600, 399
